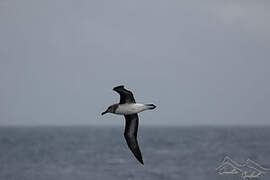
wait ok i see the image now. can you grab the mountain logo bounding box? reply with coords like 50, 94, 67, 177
216, 156, 270, 180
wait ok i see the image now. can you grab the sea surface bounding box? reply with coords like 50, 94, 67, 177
0, 126, 270, 180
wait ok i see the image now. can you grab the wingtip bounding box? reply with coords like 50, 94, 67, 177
113, 85, 124, 91
136, 155, 144, 165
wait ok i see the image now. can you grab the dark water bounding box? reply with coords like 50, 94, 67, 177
0, 126, 270, 180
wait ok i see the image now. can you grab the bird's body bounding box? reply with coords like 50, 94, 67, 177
110, 103, 156, 115
102, 85, 156, 165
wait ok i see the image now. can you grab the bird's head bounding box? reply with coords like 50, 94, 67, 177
101, 104, 117, 115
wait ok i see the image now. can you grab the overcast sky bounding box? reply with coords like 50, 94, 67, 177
0, 0, 269, 126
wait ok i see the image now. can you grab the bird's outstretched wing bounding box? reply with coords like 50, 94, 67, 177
124, 114, 144, 164
113, 85, 136, 104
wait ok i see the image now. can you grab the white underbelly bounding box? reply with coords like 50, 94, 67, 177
114, 104, 147, 115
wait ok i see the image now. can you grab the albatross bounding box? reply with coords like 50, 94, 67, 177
102, 85, 156, 164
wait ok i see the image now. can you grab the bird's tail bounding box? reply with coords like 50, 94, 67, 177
145, 104, 156, 110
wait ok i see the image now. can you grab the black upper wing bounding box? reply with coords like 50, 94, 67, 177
124, 114, 144, 164
113, 85, 136, 104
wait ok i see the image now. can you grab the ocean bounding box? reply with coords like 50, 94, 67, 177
0, 126, 269, 180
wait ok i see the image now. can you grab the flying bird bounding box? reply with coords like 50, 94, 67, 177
102, 85, 156, 164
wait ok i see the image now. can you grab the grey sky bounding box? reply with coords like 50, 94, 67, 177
0, 0, 269, 126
